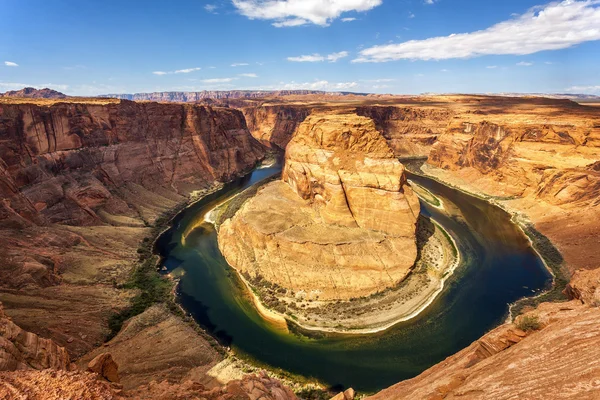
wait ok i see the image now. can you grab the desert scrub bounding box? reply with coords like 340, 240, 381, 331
517, 315, 542, 332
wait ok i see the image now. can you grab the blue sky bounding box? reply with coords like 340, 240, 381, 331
1, 0, 599, 95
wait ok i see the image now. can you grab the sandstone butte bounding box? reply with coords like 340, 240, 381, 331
0, 91, 600, 399
219, 112, 420, 301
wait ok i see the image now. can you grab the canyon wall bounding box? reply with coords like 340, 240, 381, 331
0, 100, 264, 228
101, 90, 369, 102
242, 104, 312, 149
0, 99, 265, 359
424, 100, 600, 272
355, 106, 451, 157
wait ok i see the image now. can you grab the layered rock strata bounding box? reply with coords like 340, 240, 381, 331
0, 98, 265, 357
0, 301, 70, 371
219, 113, 420, 301
367, 301, 600, 400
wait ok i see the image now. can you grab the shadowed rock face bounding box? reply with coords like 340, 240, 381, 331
219, 113, 419, 300
0, 301, 70, 371
242, 105, 312, 149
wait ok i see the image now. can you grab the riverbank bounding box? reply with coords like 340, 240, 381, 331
409, 161, 569, 318
208, 178, 460, 334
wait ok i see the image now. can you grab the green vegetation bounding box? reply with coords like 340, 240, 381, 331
516, 315, 542, 332
107, 203, 190, 339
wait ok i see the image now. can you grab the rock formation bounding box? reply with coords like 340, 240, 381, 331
100, 90, 368, 102
0, 301, 71, 371
423, 98, 600, 272
219, 112, 419, 300
356, 105, 451, 157
88, 353, 120, 383
242, 104, 311, 149
367, 301, 600, 400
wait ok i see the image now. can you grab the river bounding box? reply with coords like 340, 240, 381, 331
155, 162, 551, 392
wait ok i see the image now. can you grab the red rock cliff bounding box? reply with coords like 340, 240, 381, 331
0, 100, 265, 227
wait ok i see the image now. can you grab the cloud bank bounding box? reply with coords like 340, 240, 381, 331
354, 0, 600, 62
287, 51, 349, 62
232, 0, 382, 27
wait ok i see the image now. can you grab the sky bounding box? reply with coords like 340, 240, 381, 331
1, 0, 599, 96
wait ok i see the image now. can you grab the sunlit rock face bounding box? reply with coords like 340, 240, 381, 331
219, 113, 420, 300
283, 112, 420, 237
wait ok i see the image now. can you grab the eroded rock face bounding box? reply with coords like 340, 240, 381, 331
282, 113, 420, 236
242, 105, 311, 149
0, 99, 265, 357
88, 353, 120, 383
0, 301, 70, 371
356, 106, 451, 157
0, 100, 265, 228
367, 301, 600, 400
219, 113, 419, 300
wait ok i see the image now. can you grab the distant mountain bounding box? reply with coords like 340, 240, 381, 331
99, 90, 370, 102
0, 87, 68, 99
493, 93, 600, 101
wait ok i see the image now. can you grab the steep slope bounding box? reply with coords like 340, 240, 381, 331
355, 105, 451, 157
368, 301, 600, 400
0, 98, 265, 360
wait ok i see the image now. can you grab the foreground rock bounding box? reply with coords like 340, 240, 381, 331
88, 353, 120, 383
79, 305, 221, 390
0, 301, 70, 371
368, 301, 600, 400
219, 112, 419, 304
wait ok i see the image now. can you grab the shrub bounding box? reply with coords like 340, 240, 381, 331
517, 315, 542, 332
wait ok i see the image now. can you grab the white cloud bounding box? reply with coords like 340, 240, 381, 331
282, 80, 358, 91
153, 67, 201, 75
565, 85, 600, 94
175, 67, 201, 73
205, 4, 218, 13
239, 73, 258, 78
408, 12, 415, 18
288, 51, 349, 62
231, 63, 250, 67
424, 0, 436, 4
4, 61, 18, 67
441, 69, 449, 72
327, 51, 349, 62
273, 18, 308, 27
287, 53, 324, 62
232, 0, 382, 27
341, 17, 356, 22
354, 0, 600, 62
516, 61, 533, 66
201, 78, 237, 83
486, 65, 498, 69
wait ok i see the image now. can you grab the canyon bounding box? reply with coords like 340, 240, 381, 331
0, 91, 599, 399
